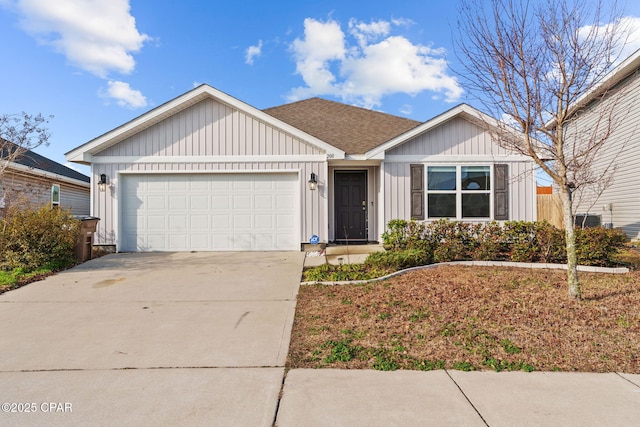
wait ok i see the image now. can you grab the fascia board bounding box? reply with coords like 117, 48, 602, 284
5, 161, 90, 187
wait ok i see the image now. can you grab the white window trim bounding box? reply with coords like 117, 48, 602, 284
51, 184, 61, 206
426, 164, 493, 220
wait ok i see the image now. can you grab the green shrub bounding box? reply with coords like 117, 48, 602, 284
381, 219, 430, 251
471, 222, 504, 261
575, 227, 627, 266
381, 219, 622, 267
365, 249, 432, 271
381, 219, 410, 250
534, 221, 566, 263
503, 221, 538, 262
0, 204, 81, 271
428, 219, 474, 262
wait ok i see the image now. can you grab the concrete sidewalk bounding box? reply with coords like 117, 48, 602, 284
276, 369, 640, 426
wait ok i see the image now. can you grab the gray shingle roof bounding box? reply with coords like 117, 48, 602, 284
263, 98, 421, 155
2, 140, 89, 183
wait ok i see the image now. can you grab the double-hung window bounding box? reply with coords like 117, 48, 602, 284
427, 165, 491, 219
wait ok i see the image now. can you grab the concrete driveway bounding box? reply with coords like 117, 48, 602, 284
0, 251, 305, 426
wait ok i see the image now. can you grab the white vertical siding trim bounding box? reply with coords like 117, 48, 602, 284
323, 160, 330, 244
378, 161, 386, 241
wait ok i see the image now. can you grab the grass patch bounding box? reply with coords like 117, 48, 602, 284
0, 266, 56, 293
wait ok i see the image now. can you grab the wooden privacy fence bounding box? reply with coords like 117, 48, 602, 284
537, 194, 564, 229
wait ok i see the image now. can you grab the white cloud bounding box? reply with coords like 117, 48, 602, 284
348, 18, 390, 47
7, 0, 149, 78
288, 18, 462, 109
579, 16, 640, 64
245, 40, 263, 65
100, 80, 147, 109
290, 18, 346, 98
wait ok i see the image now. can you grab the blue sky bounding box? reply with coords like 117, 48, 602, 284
2, 0, 640, 180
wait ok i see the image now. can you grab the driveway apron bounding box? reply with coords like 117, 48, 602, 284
0, 251, 305, 427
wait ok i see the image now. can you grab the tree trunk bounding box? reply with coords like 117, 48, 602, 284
559, 187, 581, 300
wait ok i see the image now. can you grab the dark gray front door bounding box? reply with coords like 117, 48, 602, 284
334, 171, 367, 241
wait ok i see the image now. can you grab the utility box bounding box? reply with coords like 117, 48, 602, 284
73, 216, 100, 262
574, 214, 601, 228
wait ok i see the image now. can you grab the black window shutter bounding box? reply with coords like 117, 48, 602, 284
494, 164, 509, 220
410, 164, 424, 220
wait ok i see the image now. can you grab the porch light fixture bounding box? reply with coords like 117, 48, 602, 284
98, 174, 108, 192
308, 172, 318, 191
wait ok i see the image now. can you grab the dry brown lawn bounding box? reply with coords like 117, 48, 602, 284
288, 266, 640, 373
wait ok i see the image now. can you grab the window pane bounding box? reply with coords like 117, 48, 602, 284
462, 166, 490, 190
51, 185, 60, 204
462, 193, 490, 218
428, 166, 456, 190
428, 193, 456, 217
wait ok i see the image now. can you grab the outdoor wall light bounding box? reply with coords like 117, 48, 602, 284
308, 172, 318, 191
98, 174, 108, 192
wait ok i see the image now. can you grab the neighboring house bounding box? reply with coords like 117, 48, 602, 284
563, 49, 640, 241
65, 84, 537, 252
1, 141, 90, 215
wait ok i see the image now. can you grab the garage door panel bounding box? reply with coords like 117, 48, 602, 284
255, 195, 273, 210
147, 215, 166, 230
212, 195, 230, 209
233, 195, 252, 209
147, 195, 167, 210
147, 180, 167, 192
169, 196, 187, 210
234, 215, 252, 229
275, 195, 294, 209
190, 195, 209, 210
190, 215, 209, 230
255, 214, 274, 229
212, 215, 231, 228
169, 215, 187, 229
121, 173, 298, 251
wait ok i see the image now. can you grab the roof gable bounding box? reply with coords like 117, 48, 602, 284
366, 104, 519, 159
66, 85, 345, 164
264, 98, 421, 155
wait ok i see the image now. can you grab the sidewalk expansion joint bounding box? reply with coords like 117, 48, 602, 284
272, 368, 289, 427
616, 372, 640, 388
444, 370, 490, 426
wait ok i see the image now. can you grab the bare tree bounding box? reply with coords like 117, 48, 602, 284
455, 0, 629, 300
0, 112, 53, 205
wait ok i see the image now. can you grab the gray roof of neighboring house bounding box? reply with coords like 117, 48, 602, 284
1, 140, 90, 183
263, 98, 422, 155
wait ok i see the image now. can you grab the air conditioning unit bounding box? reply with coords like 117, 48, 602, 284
574, 214, 601, 228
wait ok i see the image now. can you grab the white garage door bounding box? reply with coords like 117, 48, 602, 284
121, 173, 298, 251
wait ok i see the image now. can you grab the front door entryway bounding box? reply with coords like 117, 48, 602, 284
334, 171, 367, 242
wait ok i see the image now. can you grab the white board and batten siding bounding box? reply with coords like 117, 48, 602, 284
569, 71, 640, 240
383, 116, 537, 223
91, 98, 327, 251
